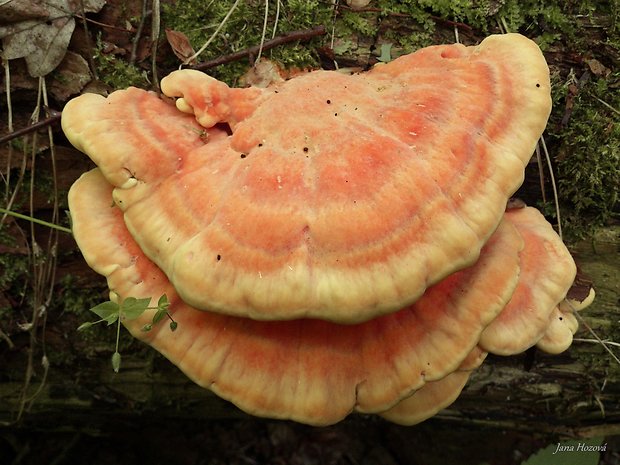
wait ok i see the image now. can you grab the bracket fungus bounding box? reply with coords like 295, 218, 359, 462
65, 33, 593, 425
64, 33, 552, 323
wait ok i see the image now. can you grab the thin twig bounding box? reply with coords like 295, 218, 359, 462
271, 0, 281, 40
0, 327, 14, 349
330, 1, 338, 53
41, 78, 61, 307
535, 143, 547, 204
73, 14, 134, 32
186, 0, 243, 65
255, 0, 270, 63
574, 338, 620, 348
3, 59, 13, 202
76, 2, 99, 80
130, 0, 150, 65
191, 25, 326, 71
0, 111, 62, 145
593, 96, 620, 116
572, 309, 620, 366
539, 135, 563, 239
151, 0, 161, 90
0, 208, 72, 234
500, 16, 510, 33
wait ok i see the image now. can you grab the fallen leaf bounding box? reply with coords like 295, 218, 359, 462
346, 0, 372, 8
0, 0, 48, 24
50, 51, 93, 101
0, 0, 105, 77
585, 58, 611, 77
165, 28, 196, 65
239, 58, 285, 88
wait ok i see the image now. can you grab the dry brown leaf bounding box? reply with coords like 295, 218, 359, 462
165, 28, 196, 65
50, 51, 93, 101
585, 58, 611, 77
0, 0, 105, 77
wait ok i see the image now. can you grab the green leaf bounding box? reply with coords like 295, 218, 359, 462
141, 323, 153, 332
104, 313, 119, 325
77, 321, 96, 331
169, 321, 178, 332
89, 301, 120, 319
121, 296, 151, 320
377, 43, 393, 63
111, 351, 121, 373
157, 294, 169, 310
152, 309, 167, 325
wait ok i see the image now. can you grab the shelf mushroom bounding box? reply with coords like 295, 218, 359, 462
64, 33, 590, 426
69, 170, 589, 426
62, 33, 552, 324
379, 347, 488, 425
378, 205, 592, 425
478, 207, 578, 355
69, 168, 522, 425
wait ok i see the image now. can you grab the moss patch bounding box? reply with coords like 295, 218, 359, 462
544, 71, 620, 239
161, 0, 333, 85
93, 34, 150, 90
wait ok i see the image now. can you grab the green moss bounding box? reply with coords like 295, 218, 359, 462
340, 10, 379, 37
0, 231, 30, 317
545, 73, 620, 239
55, 275, 107, 316
372, 3, 435, 53
161, 0, 332, 85
414, 0, 491, 29
93, 35, 150, 90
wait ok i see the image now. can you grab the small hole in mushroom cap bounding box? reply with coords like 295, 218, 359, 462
216, 254, 221, 261
303, 147, 309, 152
326, 99, 331, 104
240, 153, 247, 159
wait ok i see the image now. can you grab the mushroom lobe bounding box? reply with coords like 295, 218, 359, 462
69, 168, 521, 426
63, 33, 552, 323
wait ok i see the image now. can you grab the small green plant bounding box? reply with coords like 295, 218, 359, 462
78, 294, 177, 372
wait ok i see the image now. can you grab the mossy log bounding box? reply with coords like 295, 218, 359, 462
0, 227, 618, 439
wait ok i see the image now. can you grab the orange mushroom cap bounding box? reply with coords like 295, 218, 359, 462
68, 169, 523, 426
479, 207, 578, 355
62, 33, 551, 323
535, 306, 579, 354
379, 346, 487, 425
537, 278, 594, 354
